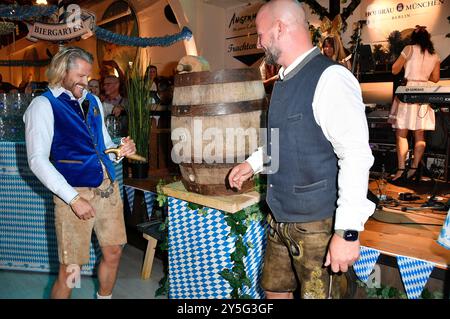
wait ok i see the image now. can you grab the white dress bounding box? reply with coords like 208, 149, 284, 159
391, 45, 440, 131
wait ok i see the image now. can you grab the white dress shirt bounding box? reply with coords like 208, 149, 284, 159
23, 86, 116, 204
247, 47, 375, 231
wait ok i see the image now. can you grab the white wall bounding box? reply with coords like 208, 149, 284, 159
305, 0, 450, 60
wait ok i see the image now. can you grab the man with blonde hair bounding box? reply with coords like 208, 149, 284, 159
24, 46, 136, 299
229, 0, 374, 299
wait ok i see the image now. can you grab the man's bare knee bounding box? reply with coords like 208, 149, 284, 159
102, 245, 122, 264
265, 291, 294, 299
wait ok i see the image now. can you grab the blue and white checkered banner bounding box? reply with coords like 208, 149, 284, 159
124, 185, 135, 213
0, 141, 115, 274
437, 209, 450, 250
353, 246, 381, 283
144, 191, 156, 219
397, 256, 434, 299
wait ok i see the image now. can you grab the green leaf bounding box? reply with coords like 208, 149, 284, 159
187, 202, 202, 211
232, 210, 247, 221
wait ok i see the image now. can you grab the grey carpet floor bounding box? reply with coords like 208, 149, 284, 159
0, 244, 167, 299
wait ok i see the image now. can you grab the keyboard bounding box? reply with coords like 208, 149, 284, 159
395, 86, 450, 104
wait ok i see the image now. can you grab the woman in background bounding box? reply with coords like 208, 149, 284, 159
321, 36, 351, 70
388, 25, 440, 183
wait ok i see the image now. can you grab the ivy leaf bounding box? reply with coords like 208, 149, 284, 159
242, 276, 251, 288
235, 224, 248, 236
187, 202, 202, 211
232, 261, 245, 273
381, 287, 391, 298
155, 273, 169, 297
232, 210, 247, 222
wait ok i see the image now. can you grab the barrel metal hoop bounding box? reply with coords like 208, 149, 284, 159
181, 178, 254, 196
174, 68, 262, 87
179, 162, 246, 169
172, 98, 267, 117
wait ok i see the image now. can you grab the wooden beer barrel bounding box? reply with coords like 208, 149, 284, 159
171, 68, 267, 195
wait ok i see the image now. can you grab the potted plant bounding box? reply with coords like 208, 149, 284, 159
125, 53, 154, 178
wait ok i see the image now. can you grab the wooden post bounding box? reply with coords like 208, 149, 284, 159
141, 233, 158, 280
330, 0, 340, 19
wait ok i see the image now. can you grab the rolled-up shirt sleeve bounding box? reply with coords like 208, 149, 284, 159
246, 147, 264, 174
23, 96, 78, 204
313, 66, 375, 231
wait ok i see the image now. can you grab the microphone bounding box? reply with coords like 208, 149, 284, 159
358, 20, 367, 25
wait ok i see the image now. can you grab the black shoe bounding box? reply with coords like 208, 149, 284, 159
387, 168, 407, 185
405, 167, 421, 182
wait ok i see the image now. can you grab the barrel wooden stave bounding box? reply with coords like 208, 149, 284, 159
171, 68, 266, 195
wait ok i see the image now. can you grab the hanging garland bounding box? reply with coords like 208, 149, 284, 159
264, 0, 360, 35
0, 4, 192, 48
0, 5, 57, 20
0, 58, 51, 67
94, 26, 193, 48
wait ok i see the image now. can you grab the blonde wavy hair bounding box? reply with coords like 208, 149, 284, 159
46, 47, 93, 87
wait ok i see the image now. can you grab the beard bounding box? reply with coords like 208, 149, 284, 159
64, 80, 86, 99
263, 42, 280, 66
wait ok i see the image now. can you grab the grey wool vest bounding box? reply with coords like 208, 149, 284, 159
266, 48, 342, 223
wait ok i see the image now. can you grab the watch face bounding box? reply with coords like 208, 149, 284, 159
344, 230, 359, 241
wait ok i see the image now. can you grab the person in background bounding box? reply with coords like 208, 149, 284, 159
259, 59, 280, 95
321, 36, 352, 70
89, 78, 112, 118
228, 0, 375, 299
388, 25, 440, 183
88, 78, 101, 97
156, 76, 174, 106
100, 60, 125, 95
23, 46, 136, 299
103, 75, 128, 136
145, 64, 159, 103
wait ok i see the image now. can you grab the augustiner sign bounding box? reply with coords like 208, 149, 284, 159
26, 6, 95, 43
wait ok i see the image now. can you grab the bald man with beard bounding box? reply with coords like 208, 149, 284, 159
228, 0, 375, 299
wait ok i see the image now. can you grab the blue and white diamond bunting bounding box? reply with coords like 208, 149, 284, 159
353, 246, 380, 283
124, 185, 135, 213
397, 256, 434, 299
144, 191, 156, 219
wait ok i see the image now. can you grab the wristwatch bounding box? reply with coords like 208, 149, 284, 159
334, 229, 359, 241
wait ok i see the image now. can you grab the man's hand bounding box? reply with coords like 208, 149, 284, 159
71, 197, 95, 220
324, 234, 360, 273
228, 162, 254, 190
119, 136, 136, 157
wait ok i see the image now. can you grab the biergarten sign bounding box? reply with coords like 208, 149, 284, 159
26, 5, 95, 43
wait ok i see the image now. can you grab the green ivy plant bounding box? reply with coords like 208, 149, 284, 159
154, 179, 169, 297
154, 176, 267, 299
356, 279, 443, 299
219, 202, 267, 299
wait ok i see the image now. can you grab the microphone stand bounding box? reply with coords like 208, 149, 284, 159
351, 21, 364, 80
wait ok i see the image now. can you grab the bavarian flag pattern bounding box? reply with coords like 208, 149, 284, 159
353, 246, 380, 283
397, 256, 434, 299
